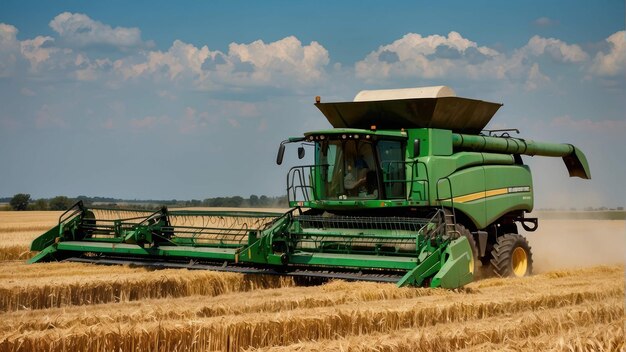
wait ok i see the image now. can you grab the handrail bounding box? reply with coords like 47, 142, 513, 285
380, 159, 430, 201
58, 200, 85, 225
435, 176, 456, 222
287, 161, 433, 202
286, 165, 316, 202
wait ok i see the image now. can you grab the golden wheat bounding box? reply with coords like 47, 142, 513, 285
253, 300, 623, 352
0, 281, 447, 333
0, 246, 33, 261
0, 264, 294, 312
0, 265, 622, 351
0, 211, 60, 256
0, 285, 622, 352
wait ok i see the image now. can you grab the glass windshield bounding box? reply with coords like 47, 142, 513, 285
317, 139, 379, 199
378, 140, 406, 198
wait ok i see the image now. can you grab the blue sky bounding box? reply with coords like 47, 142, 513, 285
0, 1, 624, 208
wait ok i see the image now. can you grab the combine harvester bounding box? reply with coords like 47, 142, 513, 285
29, 86, 590, 288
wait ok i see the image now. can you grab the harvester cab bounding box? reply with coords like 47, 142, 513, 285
30, 86, 590, 289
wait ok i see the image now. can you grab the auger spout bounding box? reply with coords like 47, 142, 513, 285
452, 133, 591, 179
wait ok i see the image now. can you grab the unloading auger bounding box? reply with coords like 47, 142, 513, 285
30, 86, 590, 288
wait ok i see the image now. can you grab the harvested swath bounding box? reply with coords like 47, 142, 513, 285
0, 264, 620, 336
253, 300, 623, 352
0, 263, 623, 317
0, 246, 32, 261
0, 281, 447, 333
1, 279, 622, 351
463, 322, 624, 352
0, 264, 294, 312
0, 261, 147, 280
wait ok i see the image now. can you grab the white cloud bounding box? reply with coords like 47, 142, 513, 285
49, 12, 145, 49
20, 36, 57, 70
356, 31, 505, 81
525, 35, 588, 63
355, 31, 590, 89
114, 36, 329, 89
116, 39, 210, 80
4, 15, 618, 97
0, 23, 20, 77
74, 56, 113, 81
589, 31, 626, 77
525, 63, 550, 91
224, 36, 330, 85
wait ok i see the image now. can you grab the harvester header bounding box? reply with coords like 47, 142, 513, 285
29, 86, 590, 288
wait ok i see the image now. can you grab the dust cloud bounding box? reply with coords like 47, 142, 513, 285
522, 218, 625, 273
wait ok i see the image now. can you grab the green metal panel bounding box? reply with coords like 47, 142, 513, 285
411, 128, 452, 157
30, 223, 61, 251
396, 247, 443, 287
483, 165, 533, 227
431, 129, 453, 156
437, 165, 486, 228
56, 241, 239, 261
431, 237, 473, 288
289, 252, 417, 270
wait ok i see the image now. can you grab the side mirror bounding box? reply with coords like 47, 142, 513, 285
413, 139, 421, 157
276, 142, 286, 165
298, 146, 305, 159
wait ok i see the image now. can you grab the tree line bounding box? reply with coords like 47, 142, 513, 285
2, 193, 288, 211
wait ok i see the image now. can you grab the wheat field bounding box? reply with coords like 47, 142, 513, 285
0, 211, 623, 351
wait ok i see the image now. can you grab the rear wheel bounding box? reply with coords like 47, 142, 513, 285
490, 234, 533, 277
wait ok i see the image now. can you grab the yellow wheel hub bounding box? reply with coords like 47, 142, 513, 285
511, 247, 528, 277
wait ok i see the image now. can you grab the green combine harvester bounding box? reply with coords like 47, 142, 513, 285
29, 86, 590, 288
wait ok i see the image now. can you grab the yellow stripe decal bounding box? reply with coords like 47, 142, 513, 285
452, 192, 486, 203
485, 188, 508, 197
444, 186, 531, 204
451, 187, 508, 203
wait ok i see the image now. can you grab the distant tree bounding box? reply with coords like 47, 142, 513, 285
10, 193, 31, 211
49, 196, 74, 210
76, 195, 93, 207
32, 199, 48, 210
249, 195, 259, 206
259, 195, 269, 206
208, 197, 225, 207
227, 196, 244, 207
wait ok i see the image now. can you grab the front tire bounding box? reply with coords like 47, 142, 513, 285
490, 234, 533, 277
